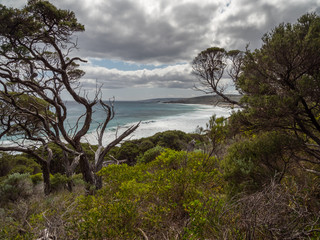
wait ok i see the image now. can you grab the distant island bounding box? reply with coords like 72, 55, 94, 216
140, 94, 242, 106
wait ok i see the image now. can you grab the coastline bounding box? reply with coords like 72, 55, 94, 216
163, 94, 242, 107
1, 99, 238, 147
86, 103, 234, 145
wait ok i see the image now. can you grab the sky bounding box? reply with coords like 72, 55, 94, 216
1, 0, 320, 100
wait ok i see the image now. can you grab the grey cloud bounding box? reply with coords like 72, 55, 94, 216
214, 0, 320, 50
3, 0, 320, 95
80, 64, 195, 89
0, 0, 25, 8
4, 0, 320, 63
54, 0, 219, 64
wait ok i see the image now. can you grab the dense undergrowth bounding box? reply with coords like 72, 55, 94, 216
1, 127, 320, 239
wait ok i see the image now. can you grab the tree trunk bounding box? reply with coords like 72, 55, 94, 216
63, 151, 74, 192
79, 154, 95, 193
65, 169, 74, 192
42, 161, 51, 195
95, 175, 103, 190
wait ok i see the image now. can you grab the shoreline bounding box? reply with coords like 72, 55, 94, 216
162, 94, 242, 107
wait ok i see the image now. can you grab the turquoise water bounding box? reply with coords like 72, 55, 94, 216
66, 101, 200, 131
1, 101, 234, 145
69, 101, 235, 144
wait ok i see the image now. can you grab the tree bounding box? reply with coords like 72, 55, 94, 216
0, 93, 56, 194
194, 13, 320, 175
236, 13, 320, 172
0, 0, 139, 194
192, 47, 244, 106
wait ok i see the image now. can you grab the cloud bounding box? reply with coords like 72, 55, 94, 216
80, 63, 195, 89
0, 0, 25, 8
53, 0, 320, 63
2, 0, 320, 99
5, 0, 319, 63
56, 0, 219, 64
211, 0, 320, 50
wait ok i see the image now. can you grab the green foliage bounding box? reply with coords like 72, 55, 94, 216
115, 141, 141, 165
71, 149, 224, 239
206, 115, 228, 141
220, 13, 320, 198
203, 115, 229, 153
150, 130, 192, 150
70, 173, 86, 186
0, 152, 41, 178
0, 186, 85, 240
0, 0, 90, 192
0, 173, 33, 203
0, 153, 12, 178
136, 145, 166, 164
50, 173, 69, 191
34, 142, 96, 175
30, 173, 43, 185
222, 131, 297, 195
0, 93, 55, 137
114, 130, 194, 165
138, 139, 154, 152
237, 13, 320, 155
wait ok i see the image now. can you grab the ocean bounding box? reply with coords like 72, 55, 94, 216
66, 101, 235, 145
1, 101, 235, 146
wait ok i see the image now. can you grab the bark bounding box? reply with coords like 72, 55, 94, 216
41, 161, 51, 195
79, 154, 95, 186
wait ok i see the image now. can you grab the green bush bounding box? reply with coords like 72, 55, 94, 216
222, 131, 298, 195
113, 130, 195, 165
0, 173, 33, 203
71, 149, 225, 239
50, 173, 69, 191
136, 145, 165, 164
150, 130, 192, 150
115, 141, 141, 165
0, 185, 84, 240
0, 152, 12, 178
138, 139, 154, 152
70, 174, 86, 186
30, 173, 43, 185
0, 153, 41, 178
35, 142, 97, 175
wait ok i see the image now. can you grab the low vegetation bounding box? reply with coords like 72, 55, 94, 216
1, 125, 319, 239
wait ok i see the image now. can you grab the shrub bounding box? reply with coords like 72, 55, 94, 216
30, 173, 43, 185
71, 174, 86, 186
150, 130, 192, 150
222, 131, 298, 195
136, 145, 166, 164
0, 152, 12, 178
138, 139, 154, 152
0, 185, 84, 240
233, 179, 320, 239
50, 173, 69, 191
0, 153, 41, 178
112, 131, 198, 165
115, 141, 141, 165
0, 173, 33, 203
71, 149, 225, 239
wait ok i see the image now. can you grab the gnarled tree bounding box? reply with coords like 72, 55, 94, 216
0, 0, 139, 194
192, 47, 244, 106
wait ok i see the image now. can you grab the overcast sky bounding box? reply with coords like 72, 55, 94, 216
1, 0, 320, 100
